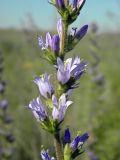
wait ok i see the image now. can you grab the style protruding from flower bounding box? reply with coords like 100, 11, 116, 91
34, 73, 54, 99
75, 25, 88, 40
67, 25, 88, 52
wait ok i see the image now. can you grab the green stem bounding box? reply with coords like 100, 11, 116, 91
60, 21, 68, 59
54, 131, 63, 160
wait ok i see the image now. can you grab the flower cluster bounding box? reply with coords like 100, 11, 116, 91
27, 0, 89, 160
64, 128, 89, 159
50, 0, 86, 24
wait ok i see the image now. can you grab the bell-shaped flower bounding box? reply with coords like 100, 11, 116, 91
34, 73, 54, 98
52, 94, 73, 122
38, 20, 62, 55
28, 97, 47, 121
38, 33, 60, 54
41, 149, 55, 160
57, 57, 87, 85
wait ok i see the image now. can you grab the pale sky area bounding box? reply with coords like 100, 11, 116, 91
0, 0, 120, 32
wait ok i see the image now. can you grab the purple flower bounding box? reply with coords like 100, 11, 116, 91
51, 35, 60, 53
57, 58, 71, 84
52, 94, 73, 122
41, 149, 55, 160
56, 0, 65, 9
34, 73, 54, 98
64, 128, 71, 143
38, 33, 60, 54
28, 97, 47, 121
57, 57, 87, 84
38, 20, 61, 54
70, 133, 89, 150
75, 25, 88, 40
70, 135, 80, 149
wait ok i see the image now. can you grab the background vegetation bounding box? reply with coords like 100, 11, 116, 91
0, 27, 120, 160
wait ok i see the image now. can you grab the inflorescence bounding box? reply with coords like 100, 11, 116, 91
27, 0, 89, 160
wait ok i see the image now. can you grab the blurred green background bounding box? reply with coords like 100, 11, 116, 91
0, 0, 120, 160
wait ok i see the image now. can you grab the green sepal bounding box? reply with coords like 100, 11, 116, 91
64, 144, 72, 160
42, 50, 57, 65
40, 118, 56, 134
71, 148, 85, 159
40, 117, 61, 134
45, 98, 54, 109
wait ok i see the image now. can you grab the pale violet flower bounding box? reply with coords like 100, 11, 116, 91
28, 97, 47, 121
57, 57, 87, 84
52, 94, 73, 122
41, 149, 55, 160
34, 73, 54, 98
38, 19, 62, 54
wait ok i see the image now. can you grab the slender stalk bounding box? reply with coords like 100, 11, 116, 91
54, 131, 63, 160
60, 21, 68, 58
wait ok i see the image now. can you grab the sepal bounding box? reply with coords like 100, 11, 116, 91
64, 144, 72, 160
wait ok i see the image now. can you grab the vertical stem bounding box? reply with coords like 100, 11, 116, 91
60, 21, 68, 58
54, 131, 63, 160
54, 12, 68, 160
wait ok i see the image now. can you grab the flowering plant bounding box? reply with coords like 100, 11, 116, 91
27, 0, 89, 159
